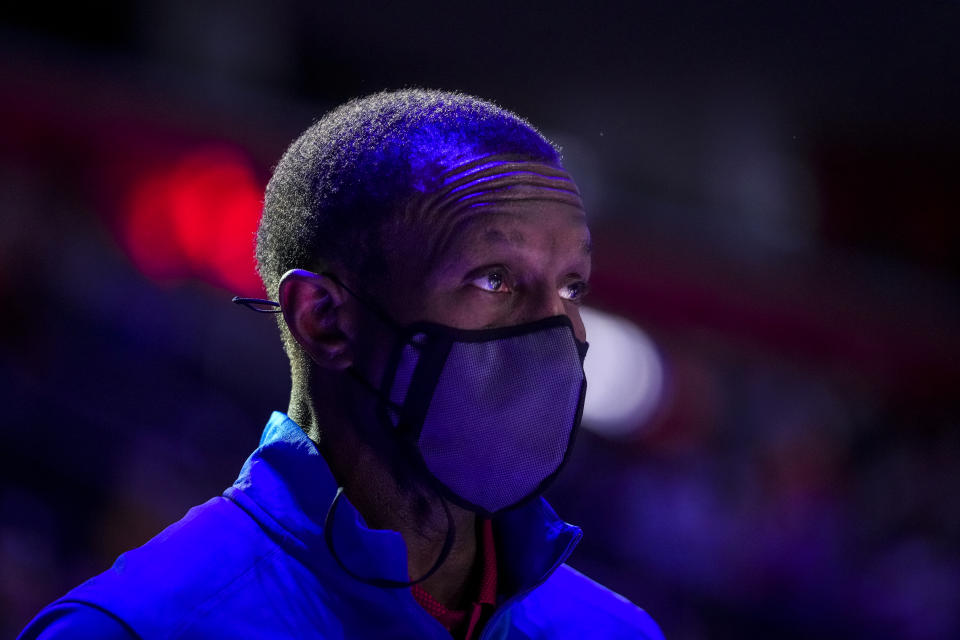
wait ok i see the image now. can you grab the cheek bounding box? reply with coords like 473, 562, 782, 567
349, 311, 399, 382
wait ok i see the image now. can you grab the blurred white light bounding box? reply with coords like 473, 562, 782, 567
581, 306, 664, 438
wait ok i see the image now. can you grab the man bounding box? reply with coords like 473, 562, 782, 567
20, 90, 663, 639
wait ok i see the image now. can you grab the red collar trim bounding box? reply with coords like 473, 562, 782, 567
412, 518, 498, 638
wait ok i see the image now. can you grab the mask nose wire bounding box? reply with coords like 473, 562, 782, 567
323, 486, 457, 589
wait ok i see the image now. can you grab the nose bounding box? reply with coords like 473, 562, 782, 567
520, 282, 586, 341
525, 281, 566, 320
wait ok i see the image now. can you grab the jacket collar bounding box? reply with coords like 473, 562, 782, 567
225, 411, 582, 597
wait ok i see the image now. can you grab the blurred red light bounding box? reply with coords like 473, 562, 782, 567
123, 147, 264, 294
125, 172, 189, 281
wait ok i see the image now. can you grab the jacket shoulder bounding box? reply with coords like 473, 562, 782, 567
17, 601, 137, 640
22, 496, 281, 639
507, 564, 665, 640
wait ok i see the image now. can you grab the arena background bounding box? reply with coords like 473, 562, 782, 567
1, 2, 958, 638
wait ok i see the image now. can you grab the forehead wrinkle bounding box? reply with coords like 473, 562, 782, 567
422, 201, 588, 278
412, 183, 583, 259
424, 161, 579, 215
456, 185, 583, 207
430, 176, 581, 215
442, 163, 576, 191
408, 159, 587, 276
440, 153, 567, 183
442, 161, 520, 185
446, 171, 575, 197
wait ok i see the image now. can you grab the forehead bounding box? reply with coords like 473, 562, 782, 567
405, 155, 590, 273
439, 202, 590, 264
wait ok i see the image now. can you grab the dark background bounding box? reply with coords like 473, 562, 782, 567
2, 2, 959, 638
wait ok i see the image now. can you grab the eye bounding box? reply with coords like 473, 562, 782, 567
559, 280, 590, 302
469, 269, 512, 293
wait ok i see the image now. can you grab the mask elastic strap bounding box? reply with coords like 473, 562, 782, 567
346, 366, 404, 418
320, 271, 401, 331
323, 486, 456, 589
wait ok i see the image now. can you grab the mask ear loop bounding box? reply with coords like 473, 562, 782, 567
319, 272, 454, 586
320, 271, 401, 330
323, 487, 456, 589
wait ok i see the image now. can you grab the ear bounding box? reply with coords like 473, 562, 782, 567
278, 269, 353, 370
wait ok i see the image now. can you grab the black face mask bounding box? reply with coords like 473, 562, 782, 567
234, 275, 588, 588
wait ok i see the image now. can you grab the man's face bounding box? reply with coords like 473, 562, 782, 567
378, 158, 591, 342
324, 156, 590, 494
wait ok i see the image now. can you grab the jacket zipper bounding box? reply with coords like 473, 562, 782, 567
476, 532, 581, 639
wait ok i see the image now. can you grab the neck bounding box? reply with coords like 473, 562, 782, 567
290, 386, 479, 607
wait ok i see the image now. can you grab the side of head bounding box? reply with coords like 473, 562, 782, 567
256, 89, 565, 382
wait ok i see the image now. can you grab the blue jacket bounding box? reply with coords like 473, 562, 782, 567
19, 412, 663, 639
